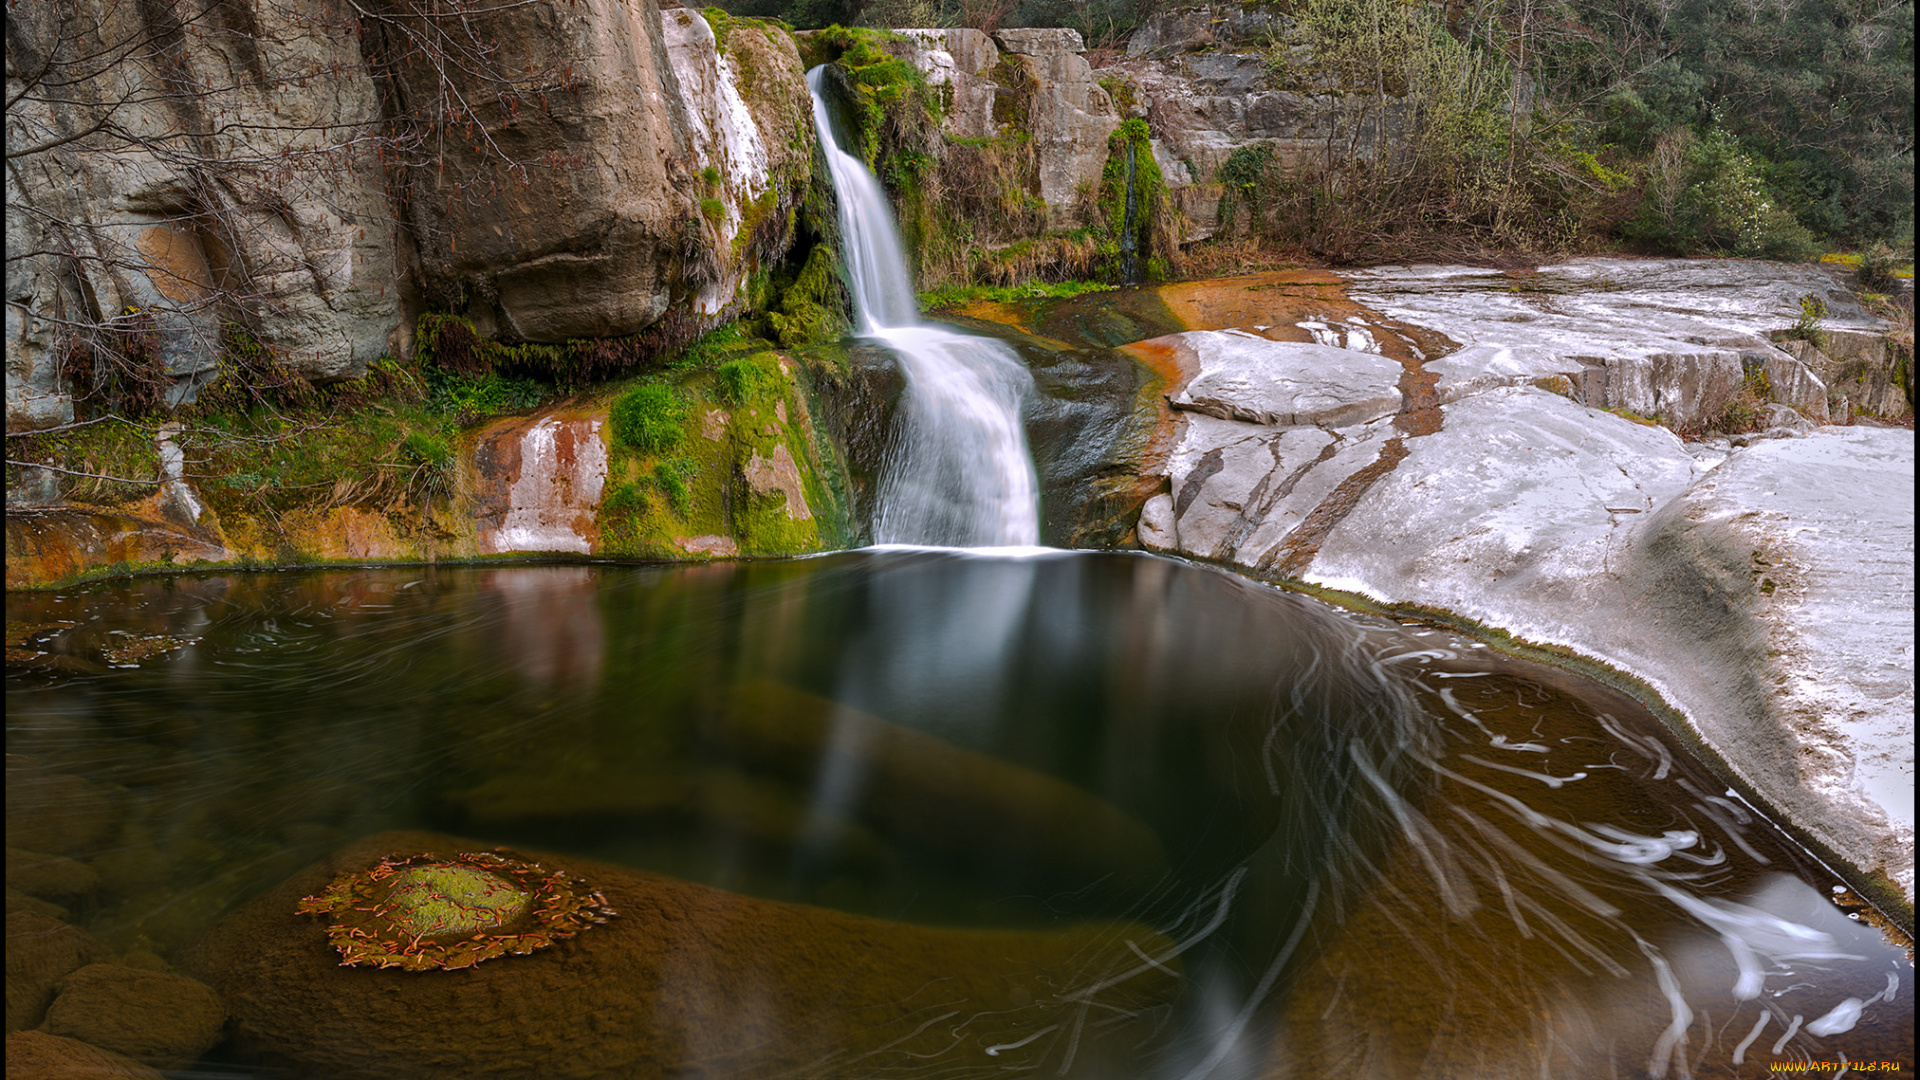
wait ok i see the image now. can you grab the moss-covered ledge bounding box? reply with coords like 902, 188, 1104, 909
5, 338, 855, 591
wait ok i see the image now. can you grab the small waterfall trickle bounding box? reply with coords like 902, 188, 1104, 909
1119, 137, 1140, 283
807, 67, 1041, 548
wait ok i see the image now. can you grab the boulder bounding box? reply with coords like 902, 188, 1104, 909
390, 0, 813, 344
5, 912, 112, 1032
4, 771, 123, 858
4, 1031, 163, 1080
42, 964, 226, 1071
179, 830, 1181, 1079
5, 850, 100, 905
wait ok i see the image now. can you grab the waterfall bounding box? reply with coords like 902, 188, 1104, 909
807, 67, 1041, 548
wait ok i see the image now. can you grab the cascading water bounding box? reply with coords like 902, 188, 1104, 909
807, 67, 1041, 548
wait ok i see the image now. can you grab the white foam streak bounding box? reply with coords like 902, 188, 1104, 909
1650, 881, 1859, 1001
1806, 997, 1866, 1036
1640, 941, 1695, 1080
1731, 1011, 1769, 1065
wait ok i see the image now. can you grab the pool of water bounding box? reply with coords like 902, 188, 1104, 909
6, 551, 1909, 1078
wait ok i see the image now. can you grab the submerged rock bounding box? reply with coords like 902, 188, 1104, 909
4, 1031, 164, 1080
181, 830, 1181, 1079
5, 911, 112, 1032
5, 849, 100, 905
41, 963, 225, 1070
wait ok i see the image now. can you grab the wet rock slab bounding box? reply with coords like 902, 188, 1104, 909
1127, 265, 1913, 924
1344, 258, 1891, 427
180, 831, 1181, 1079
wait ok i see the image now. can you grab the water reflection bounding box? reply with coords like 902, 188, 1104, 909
5, 554, 1909, 1079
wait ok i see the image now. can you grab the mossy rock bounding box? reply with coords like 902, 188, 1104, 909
180, 830, 1183, 1079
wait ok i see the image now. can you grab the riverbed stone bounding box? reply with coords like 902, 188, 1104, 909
42, 964, 226, 1070
5, 890, 68, 921
5, 912, 113, 1032
180, 830, 1181, 1080
4, 1031, 164, 1080
6, 849, 100, 905
4, 772, 123, 859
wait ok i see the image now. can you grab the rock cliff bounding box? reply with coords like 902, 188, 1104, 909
6, 0, 817, 429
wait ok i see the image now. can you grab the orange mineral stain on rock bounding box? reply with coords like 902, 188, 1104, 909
1116, 336, 1198, 484
471, 412, 607, 555
133, 226, 214, 303
4, 499, 231, 590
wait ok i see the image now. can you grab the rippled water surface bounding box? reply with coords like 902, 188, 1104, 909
5, 552, 1910, 1078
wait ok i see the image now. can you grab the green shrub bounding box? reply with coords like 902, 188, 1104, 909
1628, 127, 1820, 259
1857, 242, 1903, 292
1779, 295, 1829, 348
610, 384, 688, 453
399, 429, 457, 500
424, 369, 548, 422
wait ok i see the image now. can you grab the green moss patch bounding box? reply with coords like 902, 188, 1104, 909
1096, 119, 1174, 283
593, 327, 852, 560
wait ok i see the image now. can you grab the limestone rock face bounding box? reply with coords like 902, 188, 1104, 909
6, 0, 815, 426
5, 0, 399, 419
42, 964, 227, 1070
389, 0, 813, 344
879, 28, 1121, 228
1779, 331, 1912, 418
898, 29, 1002, 139
1347, 259, 1886, 429
180, 830, 1181, 1080
1099, 5, 1398, 238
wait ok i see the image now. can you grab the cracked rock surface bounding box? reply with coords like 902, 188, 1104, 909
1130, 261, 1913, 922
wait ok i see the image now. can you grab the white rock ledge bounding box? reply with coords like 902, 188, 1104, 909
1136, 305, 1914, 923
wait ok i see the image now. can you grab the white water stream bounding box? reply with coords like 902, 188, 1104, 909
807, 67, 1041, 547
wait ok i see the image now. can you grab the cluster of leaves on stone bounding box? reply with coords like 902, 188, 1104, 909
297, 851, 616, 972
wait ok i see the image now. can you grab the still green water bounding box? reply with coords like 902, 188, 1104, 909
5, 551, 1910, 1078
